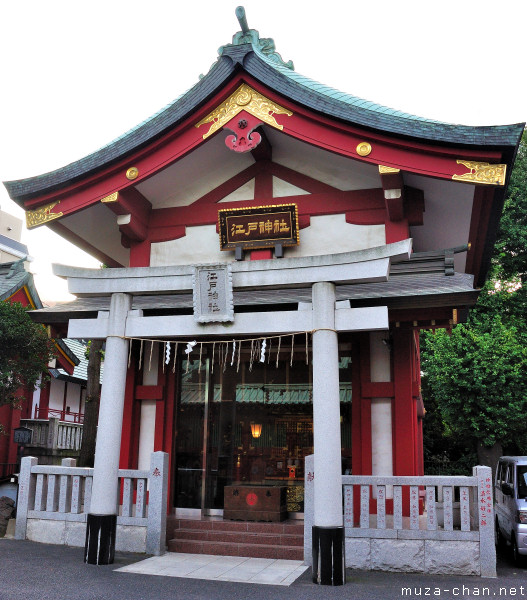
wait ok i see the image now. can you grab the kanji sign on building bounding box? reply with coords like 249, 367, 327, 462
218, 204, 299, 251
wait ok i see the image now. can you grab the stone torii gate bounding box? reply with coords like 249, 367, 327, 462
55, 240, 410, 575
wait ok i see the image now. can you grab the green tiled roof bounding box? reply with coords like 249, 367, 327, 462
4, 10, 524, 203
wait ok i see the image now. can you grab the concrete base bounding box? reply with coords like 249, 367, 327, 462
26, 518, 147, 553
345, 537, 480, 575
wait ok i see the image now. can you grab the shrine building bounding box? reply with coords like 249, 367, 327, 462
4, 7, 524, 574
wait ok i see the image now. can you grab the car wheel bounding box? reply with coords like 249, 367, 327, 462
512, 535, 526, 567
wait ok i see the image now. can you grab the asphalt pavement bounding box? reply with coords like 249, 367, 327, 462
1, 538, 526, 600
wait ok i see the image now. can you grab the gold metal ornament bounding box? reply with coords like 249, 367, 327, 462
379, 165, 400, 174
452, 160, 506, 186
26, 201, 63, 229
356, 142, 372, 157
195, 83, 293, 139
101, 192, 119, 203
126, 167, 139, 180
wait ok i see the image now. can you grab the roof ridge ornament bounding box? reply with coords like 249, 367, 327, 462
218, 6, 294, 71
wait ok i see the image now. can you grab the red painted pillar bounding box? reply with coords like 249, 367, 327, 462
38, 379, 51, 419
351, 334, 372, 524
351, 334, 372, 477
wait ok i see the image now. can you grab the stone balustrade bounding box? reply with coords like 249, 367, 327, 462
304, 455, 495, 576
15, 452, 168, 555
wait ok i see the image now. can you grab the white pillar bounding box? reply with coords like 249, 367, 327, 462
90, 292, 131, 515
370, 331, 393, 479
312, 281, 343, 527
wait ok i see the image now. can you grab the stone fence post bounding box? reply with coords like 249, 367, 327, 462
47, 417, 59, 450
474, 465, 496, 577
146, 451, 168, 555
15, 456, 37, 540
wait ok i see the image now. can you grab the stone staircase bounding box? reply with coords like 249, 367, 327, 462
167, 516, 304, 560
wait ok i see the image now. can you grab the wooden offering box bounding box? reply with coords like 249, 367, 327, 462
223, 485, 288, 521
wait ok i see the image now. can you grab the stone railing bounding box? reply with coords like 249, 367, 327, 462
15, 452, 168, 555
20, 418, 84, 458
304, 455, 495, 576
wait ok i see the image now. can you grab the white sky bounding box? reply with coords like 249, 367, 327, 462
0, 0, 525, 302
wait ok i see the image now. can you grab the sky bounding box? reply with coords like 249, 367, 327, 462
0, 0, 525, 302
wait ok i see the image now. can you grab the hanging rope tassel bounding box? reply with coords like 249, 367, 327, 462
128, 339, 132, 369
290, 334, 295, 367
172, 342, 178, 373
162, 342, 166, 373
230, 339, 236, 366
149, 340, 154, 372
249, 340, 255, 372
138, 339, 144, 370
237, 340, 242, 372
199, 343, 203, 371
276, 336, 282, 368
267, 338, 272, 364
260, 339, 267, 363
185, 340, 197, 374
223, 342, 229, 372
305, 331, 309, 365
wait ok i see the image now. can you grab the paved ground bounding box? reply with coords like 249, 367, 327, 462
116, 553, 308, 585
1, 538, 526, 600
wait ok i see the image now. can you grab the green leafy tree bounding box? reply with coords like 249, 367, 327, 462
423, 318, 527, 469
0, 301, 55, 433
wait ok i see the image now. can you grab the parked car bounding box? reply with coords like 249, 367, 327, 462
495, 456, 527, 565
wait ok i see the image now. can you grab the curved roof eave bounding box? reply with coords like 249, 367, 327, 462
4, 43, 524, 202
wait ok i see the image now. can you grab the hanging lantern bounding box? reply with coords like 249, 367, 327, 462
250, 422, 262, 438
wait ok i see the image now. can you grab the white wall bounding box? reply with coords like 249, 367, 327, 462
137, 343, 159, 470
151, 216, 385, 267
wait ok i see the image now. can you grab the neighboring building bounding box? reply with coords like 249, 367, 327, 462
0, 209, 26, 263
0, 213, 82, 476
4, 9, 524, 568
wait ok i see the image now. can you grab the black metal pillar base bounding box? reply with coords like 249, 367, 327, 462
312, 526, 345, 585
84, 514, 117, 565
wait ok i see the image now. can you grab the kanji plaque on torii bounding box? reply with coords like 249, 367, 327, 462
193, 264, 234, 323
218, 204, 299, 252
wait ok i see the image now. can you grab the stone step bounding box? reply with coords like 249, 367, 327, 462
167, 516, 303, 537
167, 538, 304, 560
171, 527, 303, 547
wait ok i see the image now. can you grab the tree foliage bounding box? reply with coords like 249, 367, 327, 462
0, 302, 55, 422
423, 318, 527, 449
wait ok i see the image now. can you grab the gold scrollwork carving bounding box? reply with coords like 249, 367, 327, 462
25, 201, 63, 229
195, 83, 293, 139
356, 142, 372, 157
101, 192, 119, 203
452, 160, 506, 186
379, 165, 400, 174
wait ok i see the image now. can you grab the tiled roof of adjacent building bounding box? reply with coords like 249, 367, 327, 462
4, 13, 524, 202
0, 259, 36, 303
0, 258, 79, 367
52, 338, 104, 385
